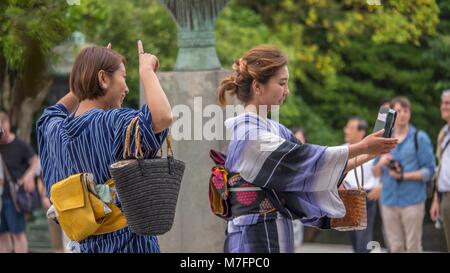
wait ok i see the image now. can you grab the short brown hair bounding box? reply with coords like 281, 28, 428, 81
70, 46, 125, 101
218, 45, 288, 106
390, 96, 411, 110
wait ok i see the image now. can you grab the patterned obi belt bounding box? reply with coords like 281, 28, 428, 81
227, 174, 277, 217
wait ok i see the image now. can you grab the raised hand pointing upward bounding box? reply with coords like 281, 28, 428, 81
138, 40, 159, 73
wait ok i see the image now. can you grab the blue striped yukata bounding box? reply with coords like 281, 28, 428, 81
37, 103, 168, 253
223, 112, 348, 253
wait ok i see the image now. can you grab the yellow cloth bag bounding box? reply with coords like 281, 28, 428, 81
50, 173, 127, 242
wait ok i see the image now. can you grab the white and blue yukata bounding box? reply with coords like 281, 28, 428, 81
37, 103, 167, 253
224, 112, 348, 253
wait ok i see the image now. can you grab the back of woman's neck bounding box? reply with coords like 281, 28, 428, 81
244, 104, 268, 119
75, 100, 107, 117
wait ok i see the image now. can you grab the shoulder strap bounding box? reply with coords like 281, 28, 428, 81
437, 127, 447, 162
442, 139, 450, 157
1, 156, 15, 185
414, 130, 419, 153
413, 130, 431, 179
434, 127, 449, 196
0, 156, 21, 211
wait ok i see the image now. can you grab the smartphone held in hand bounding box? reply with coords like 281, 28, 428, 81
373, 106, 397, 138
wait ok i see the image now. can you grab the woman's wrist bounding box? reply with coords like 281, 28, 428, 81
349, 141, 367, 158
140, 67, 157, 77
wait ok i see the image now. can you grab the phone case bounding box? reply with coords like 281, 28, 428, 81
373, 106, 397, 138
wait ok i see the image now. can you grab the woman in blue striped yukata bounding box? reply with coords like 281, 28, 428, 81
217, 45, 398, 253
37, 41, 172, 253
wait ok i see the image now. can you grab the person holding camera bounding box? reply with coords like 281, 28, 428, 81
373, 97, 435, 252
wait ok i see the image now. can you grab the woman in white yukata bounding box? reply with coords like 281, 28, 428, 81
217, 45, 398, 253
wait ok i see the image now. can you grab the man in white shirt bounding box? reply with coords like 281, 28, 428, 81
342, 116, 380, 252
430, 90, 450, 252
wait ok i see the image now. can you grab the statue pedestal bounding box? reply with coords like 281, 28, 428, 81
174, 30, 221, 70
141, 70, 229, 252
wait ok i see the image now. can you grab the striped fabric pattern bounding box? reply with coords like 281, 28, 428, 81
37, 103, 167, 253
223, 113, 348, 253
225, 112, 348, 220
224, 212, 293, 253
79, 226, 160, 253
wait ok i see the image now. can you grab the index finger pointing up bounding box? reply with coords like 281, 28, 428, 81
138, 40, 144, 54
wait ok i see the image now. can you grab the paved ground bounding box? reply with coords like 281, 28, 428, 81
31, 243, 389, 253
296, 243, 388, 253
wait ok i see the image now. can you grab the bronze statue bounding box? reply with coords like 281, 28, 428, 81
160, 0, 229, 70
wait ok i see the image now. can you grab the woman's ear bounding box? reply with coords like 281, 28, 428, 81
252, 79, 262, 96
98, 70, 108, 90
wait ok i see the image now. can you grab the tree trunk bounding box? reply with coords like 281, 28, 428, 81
0, 57, 11, 114
16, 79, 53, 144
1, 37, 53, 145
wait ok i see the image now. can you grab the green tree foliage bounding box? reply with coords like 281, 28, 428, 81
233, 0, 445, 144
0, 0, 72, 142
2, 0, 449, 147
67, 0, 177, 107
216, 0, 274, 68
216, 0, 339, 144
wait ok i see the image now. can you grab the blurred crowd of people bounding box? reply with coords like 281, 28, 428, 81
293, 91, 450, 253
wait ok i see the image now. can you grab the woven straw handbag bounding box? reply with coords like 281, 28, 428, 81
331, 161, 367, 231
109, 117, 185, 235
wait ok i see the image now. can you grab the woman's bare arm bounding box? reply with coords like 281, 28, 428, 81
138, 40, 172, 133
57, 92, 79, 113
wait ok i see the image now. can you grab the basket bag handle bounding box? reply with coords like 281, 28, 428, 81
122, 116, 174, 160
352, 156, 364, 191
